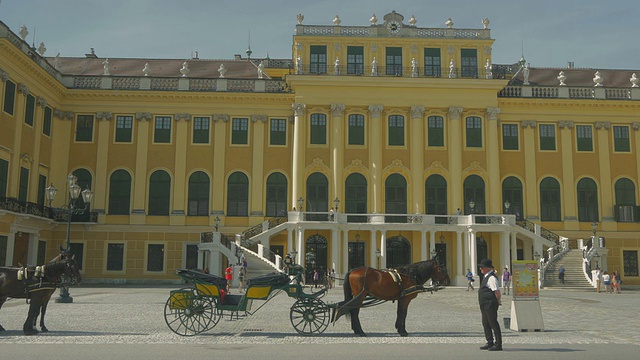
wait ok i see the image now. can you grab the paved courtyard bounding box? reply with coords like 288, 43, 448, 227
1, 282, 637, 347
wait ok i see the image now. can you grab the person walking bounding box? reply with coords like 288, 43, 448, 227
478, 258, 502, 351
502, 267, 511, 295
558, 264, 565, 285
466, 269, 475, 291
312, 269, 319, 288
602, 271, 612, 293
613, 271, 622, 294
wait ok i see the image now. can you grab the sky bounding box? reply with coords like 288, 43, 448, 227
1, 0, 638, 70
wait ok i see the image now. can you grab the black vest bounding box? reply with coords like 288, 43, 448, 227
478, 271, 499, 305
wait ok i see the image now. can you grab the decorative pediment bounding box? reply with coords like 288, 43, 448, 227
382, 159, 410, 178
305, 158, 330, 175
344, 159, 368, 176
425, 161, 449, 176
54, 109, 74, 120
463, 161, 486, 175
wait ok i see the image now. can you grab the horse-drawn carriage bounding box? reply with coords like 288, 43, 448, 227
163, 264, 332, 336
164, 259, 451, 337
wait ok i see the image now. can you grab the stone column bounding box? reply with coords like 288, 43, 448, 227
428, 231, 435, 260
595, 122, 614, 227
131, 112, 152, 224
448, 107, 464, 212
368, 105, 384, 213
410, 105, 425, 213
287, 228, 293, 254
421, 230, 428, 261
510, 232, 518, 263
456, 231, 464, 284
211, 114, 228, 219
330, 104, 345, 204
559, 121, 578, 229
331, 228, 340, 273
93, 111, 113, 219
470, 230, 478, 275
291, 103, 306, 208
486, 107, 501, 213
250, 115, 267, 218
342, 229, 349, 275
522, 120, 538, 219
379, 230, 387, 269
296, 227, 305, 265
500, 231, 510, 270
27, 97, 46, 203
9, 84, 28, 196
171, 113, 191, 225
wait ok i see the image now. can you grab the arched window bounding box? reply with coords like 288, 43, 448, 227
463, 175, 485, 214
149, 170, 170, 215
577, 178, 598, 222
502, 176, 523, 220
614, 178, 636, 222
266, 172, 287, 217
306, 172, 328, 220
305, 233, 328, 283
425, 175, 447, 222
108, 170, 131, 215
72, 168, 93, 221
540, 177, 561, 221
188, 171, 209, 216
227, 172, 249, 216
345, 173, 367, 222
386, 236, 411, 268
385, 174, 407, 223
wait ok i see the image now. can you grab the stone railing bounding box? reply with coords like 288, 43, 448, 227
64, 75, 289, 93
500, 85, 640, 100
296, 25, 491, 39
292, 64, 492, 79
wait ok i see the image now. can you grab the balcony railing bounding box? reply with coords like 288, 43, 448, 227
0, 196, 97, 223
500, 85, 640, 101
291, 64, 493, 79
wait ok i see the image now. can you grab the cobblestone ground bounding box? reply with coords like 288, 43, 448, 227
0, 285, 637, 345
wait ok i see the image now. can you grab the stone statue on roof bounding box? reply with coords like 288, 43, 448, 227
102, 58, 110, 76
448, 59, 456, 78
371, 57, 378, 76
257, 61, 264, 79
523, 63, 530, 85
218, 64, 227, 78
180, 61, 190, 77
142, 63, 150, 76
631, 73, 639, 88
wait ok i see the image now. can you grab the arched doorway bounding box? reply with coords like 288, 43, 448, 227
386, 235, 411, 268
305, 233, 328, 283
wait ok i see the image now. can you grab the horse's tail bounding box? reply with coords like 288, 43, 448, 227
331, 270, 353, 323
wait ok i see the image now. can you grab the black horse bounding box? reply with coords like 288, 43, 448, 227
333, 259, 450, 337
0, 248, 82, 335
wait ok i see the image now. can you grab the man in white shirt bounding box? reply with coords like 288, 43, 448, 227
478, 258, 502, 351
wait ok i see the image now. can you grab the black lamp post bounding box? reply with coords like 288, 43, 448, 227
375, 248, 381, 268
46, 173, 94, 304
504, 200, 511, 214
469, 200, 475, 215
333, 197, 340, 211
297, 197, 304, 211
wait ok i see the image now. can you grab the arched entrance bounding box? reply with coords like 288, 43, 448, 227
305, 233, 328, 283
386, 235, 411, 268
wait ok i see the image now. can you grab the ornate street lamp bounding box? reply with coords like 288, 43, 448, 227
375, 248, 381, 268
291, 250, 298, 265
469, 199, 475, 214
46, 174, 94, 304
593, 251, 601, 269
297, 197, 304, 211
504, 200, 511, 214
333, 197, 340, 211
214, 216, 221, 232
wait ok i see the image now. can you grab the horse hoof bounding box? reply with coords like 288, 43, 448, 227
0, 325, 5, 332
41, 327, 49, 333
23, 329, 38, 336
358, 332, 367, 337
399, 332, 408, 337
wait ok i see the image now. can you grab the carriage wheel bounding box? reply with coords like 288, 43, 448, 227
289, 298, 330, 335
164, 289, 219, 336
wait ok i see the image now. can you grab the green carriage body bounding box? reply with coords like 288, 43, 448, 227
164, 266, 332, 336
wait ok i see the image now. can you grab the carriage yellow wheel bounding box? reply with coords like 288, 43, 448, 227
164, 288, 219, 336
289, 298, 330, 335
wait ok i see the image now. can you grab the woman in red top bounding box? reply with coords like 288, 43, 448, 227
225, 265, 233, 293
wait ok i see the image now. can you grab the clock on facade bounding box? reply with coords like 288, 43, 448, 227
387, 21, 401, 34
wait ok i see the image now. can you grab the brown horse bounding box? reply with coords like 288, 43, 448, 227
333, 259, 450, 337
0, 248, 82, 335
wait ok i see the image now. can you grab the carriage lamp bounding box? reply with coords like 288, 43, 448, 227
504, 200, 511, 214
297, 197, 304, 211
376, 248, 381, 269
291, 250, 298, 264
355, 231, 361, 242
47, 173, 94, 304
214, 216, 221, 232
333, 197, 340, 211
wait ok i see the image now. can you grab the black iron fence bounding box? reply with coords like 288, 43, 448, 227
0, 196, 97, 223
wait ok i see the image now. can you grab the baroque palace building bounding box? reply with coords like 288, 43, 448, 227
1, 11, 639, 286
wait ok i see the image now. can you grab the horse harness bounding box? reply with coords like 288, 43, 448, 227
17, 265, 57, 304
384, 268, 437, 299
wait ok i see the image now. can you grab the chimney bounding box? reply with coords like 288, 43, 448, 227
567, 62, 574, 69
85, 47, 98, 58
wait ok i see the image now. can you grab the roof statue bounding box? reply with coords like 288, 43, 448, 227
180, 61, 190, 77
370, 14, 378, 25
218, 63, 227, 78
37, 42, 46, 55
19, 25, 28, 40
593, 71, 603, 87
257, 61, 264, 79
333, 15, 341, 26
557, 71, 567, 86
482, 18, 490, 29
445, 18, 454, 28
142, 63, 150, 76
102, 58, 110, 76
296, 14, 304, 25
631, 73, 639, 88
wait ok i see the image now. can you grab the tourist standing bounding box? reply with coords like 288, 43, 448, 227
478, 258, 502, 351
224, 264, 233, 293
602, 271, 611, 293
502, 267, 511, 295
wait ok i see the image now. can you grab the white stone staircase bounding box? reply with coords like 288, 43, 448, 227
543, 250, 593, 289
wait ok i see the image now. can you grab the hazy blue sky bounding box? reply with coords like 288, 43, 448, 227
1, 0, 638, 69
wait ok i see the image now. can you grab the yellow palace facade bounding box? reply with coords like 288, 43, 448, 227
1, 11, 639, 286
